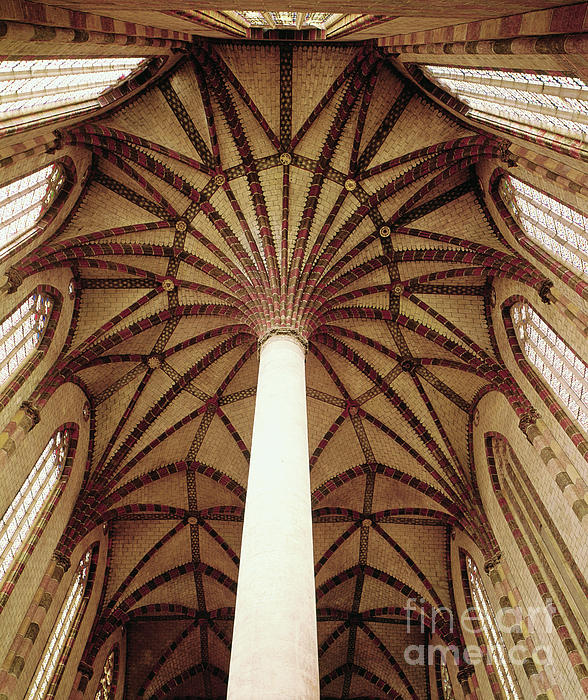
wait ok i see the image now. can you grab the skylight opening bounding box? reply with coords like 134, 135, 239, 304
0, 57, 147, 122
227, 11, 340, 30
0, 164, 64, 253
501, 175, 588, 276
421, 65, 588, 141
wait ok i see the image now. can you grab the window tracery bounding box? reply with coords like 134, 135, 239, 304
465, 554, 521, 700
0, 57, 147, 125
0, 292, 53, 387
0, 163, 64, 254
512, 301, 588, 432
501, 175, 588, 276
421, 65, 588, 141
0, 429, 69, 583
27, 546, 94, 700
94, 646, 118, 700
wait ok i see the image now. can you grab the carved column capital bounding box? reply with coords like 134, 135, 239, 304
497, 139, 517, 167
483, 551, 502, 574
518, 408, 540, 439
457, 664, 476, 684
0, 266, 24, 295
78, 661, 93, 680
52, 551, 71, 572
20, 401, 40, 432
258, 327, 308, 353
538, 279, 553, 304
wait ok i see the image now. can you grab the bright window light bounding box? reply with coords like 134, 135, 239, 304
501, 175, 588, 276
0, 164, 64, 252
0, 430, 69, 582
422, 65, 588, 140
0, 292, 53, 387
0, 58, 147, 122
512, 301, 588, 432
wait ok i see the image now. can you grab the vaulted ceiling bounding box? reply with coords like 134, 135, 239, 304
4, 22, 568, 699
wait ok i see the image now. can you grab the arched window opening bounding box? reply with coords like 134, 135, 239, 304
440, 656, 456, 700
500, 175, 588, 276
0, 429, 69, 583
27, 546, 95, 700
0, 164, 65, 254
465, 554, 522, 700
95, 646, 119, 700
421, 65, 588, 141
0, 292, 53, 387
512, 301, 588, 432
0, 57, 148, 127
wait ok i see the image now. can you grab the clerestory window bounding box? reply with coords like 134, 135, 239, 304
500, 175, 588, 276
27, 546, 95, 699
0, 163, 65, 255
95, 646, 119, 700
0, 292, 53, 388
421, 65, 588, 142
0, 429, 69, 583
0, 57, 147, 129
466, 554, 522, 700
512, 301, 588, 432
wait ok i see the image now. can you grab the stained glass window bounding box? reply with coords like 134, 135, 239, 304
0, 292, 53, 387
512, 301, 588, 432
0, 58, 147, 123
440, 657, 456, 700
0, 164, 64, 253
421, 65, 588, 140
0, 430, 69, 582
466, 554, 522, 700
27, 547, 93, 700
95, 646, 118, 700
501, 175, 588, 276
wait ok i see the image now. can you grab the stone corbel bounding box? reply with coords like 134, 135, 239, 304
0, 267, 24, 296
538, 279, 554, 304
20, 401, 41, 432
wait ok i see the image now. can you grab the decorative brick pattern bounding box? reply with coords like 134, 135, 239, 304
1, 35, 586, 699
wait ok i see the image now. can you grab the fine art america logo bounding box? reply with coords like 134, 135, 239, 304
403, 597, 557, 667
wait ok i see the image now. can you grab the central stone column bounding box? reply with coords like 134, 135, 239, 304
227, 331, 319, 699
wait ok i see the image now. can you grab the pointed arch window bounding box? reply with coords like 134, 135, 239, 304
512, 301, 588, 432
0, 57, 147, 128
0, 429, 69, 582
95, 646, 119, 700
0, 163, 65, 254
466, 554, 522, 700
421, 65, 588, 141
500, 175, 588, 276
27, 546, 95, 700
440, 657, 456, 700
0, 291, 53, 387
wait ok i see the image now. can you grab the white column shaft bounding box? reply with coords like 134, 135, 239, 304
227, 333, 319, 699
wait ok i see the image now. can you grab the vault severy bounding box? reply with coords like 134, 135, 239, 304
12, 41, 554, 698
